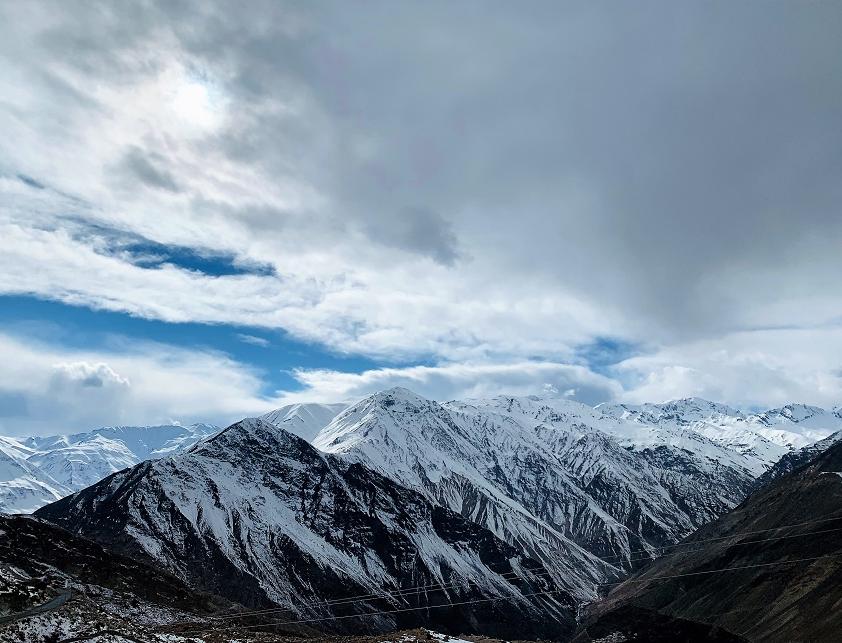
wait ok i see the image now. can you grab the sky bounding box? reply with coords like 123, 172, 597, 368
1, 1, 841, 435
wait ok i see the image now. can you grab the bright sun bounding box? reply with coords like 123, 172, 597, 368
171, 79, 219, 129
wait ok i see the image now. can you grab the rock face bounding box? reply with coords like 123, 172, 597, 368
581, 437, 842, 642
36, 418, 574, 640
311, 389, 762, 601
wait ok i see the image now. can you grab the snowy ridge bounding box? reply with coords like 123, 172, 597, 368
0, 423, 219, 513
0, 437, 69, 513
598, 398, 842, 468
312, 389, 761, 601
752, 428, 842, 491
260, 402, 348, 442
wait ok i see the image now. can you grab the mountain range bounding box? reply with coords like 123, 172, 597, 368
0, 423, 219, 513
37, 417, 573, 639
5, 389, 842, 640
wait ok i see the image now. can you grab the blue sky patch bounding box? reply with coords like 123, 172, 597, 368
0, 295, 382, 396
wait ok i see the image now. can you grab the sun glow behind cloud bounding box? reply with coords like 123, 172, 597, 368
170, 75, 224, 131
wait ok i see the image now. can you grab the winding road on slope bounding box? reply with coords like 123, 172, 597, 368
0, 590, 71, 625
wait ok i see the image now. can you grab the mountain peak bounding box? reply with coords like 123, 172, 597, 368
375, 386, 431, 404
260, 402, 347, 442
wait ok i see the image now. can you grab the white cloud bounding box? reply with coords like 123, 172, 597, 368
0, 332, 281, 436
617, 327, 842, 409
0, 2, 841, 417
0, 328, 625, 435
236, 333, 270, 347
50, 361, 131, 389
281, 361, 623, 406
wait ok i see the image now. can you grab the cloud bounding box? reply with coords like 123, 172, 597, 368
363, 207, 463, 266
0, 328, 621, 436
0, 332, 280, 436
617, 326, 842, 409
236, 333, 270, 347
0, 1, 841, 411
116, 146, 182, 192
50, 362, 130, 389
282, 361, 623, 407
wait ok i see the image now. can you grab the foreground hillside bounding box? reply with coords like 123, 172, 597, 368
580, 437, 842, 641
0, 514, 236, 642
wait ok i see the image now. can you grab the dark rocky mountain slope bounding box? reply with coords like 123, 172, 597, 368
578, 438, 842, 642
36, 418, 573, 640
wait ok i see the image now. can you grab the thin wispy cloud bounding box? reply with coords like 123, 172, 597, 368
236, 333, 270, 348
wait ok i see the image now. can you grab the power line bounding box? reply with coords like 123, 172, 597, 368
184, 553, 842, 636
167, 564, 552, 626
181, 587, 567, 635
614, 511, 842, 561
599, 552, 842, 587
166, 516, 842, 629
621, 524, 842, 565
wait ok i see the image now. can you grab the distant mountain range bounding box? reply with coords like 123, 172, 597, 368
6, 395, 842, 517
0, 423, 219, 513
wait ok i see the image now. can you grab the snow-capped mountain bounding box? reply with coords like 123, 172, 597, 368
311, 388, 760, 601
0, 423, 219, 513
751, 428, 842, 491
25, 388, 842, 638
748, 403, 842, 447
584, 429, 842, 643
37, 418, 574, 639
0, 437, 69, 514
599, 398, 842, 470
260, 402, 348, 442
23, 422, 220, 462
25, 435, 138, 492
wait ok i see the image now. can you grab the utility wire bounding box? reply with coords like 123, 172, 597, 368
167, 564, 551, 626
599, 552, 842, 587
184, 552, 842, 635
181, 587, 567, 635
167, 514, 842, 627
621, 524, 842, 565
168, 517, 842, 627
